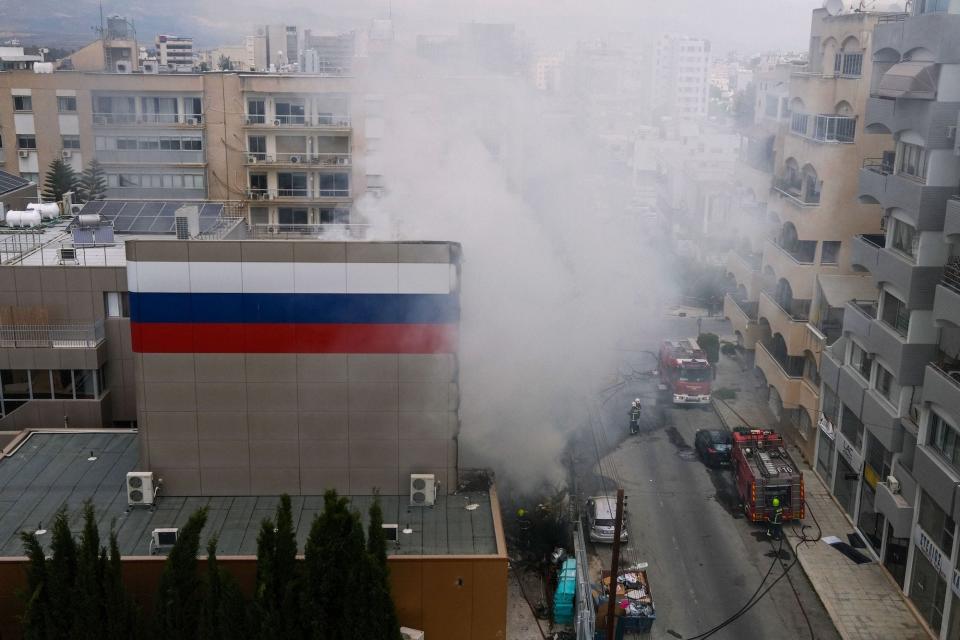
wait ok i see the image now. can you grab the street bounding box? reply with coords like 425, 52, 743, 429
573, 312, 840, 640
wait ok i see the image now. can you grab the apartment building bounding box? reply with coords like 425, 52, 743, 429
156, 35, 194, 72
813, 3, 960, 637
0, 70, 365, 225
724, 8, 892, 464
654, 34, 710, 120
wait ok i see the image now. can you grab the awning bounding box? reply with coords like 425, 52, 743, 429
877, 62, 939, 100
817, 274, 877, 308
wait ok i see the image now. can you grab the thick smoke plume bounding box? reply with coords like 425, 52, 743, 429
359, 50, 676, 490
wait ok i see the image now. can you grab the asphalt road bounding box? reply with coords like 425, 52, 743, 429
574, 314, 840, 640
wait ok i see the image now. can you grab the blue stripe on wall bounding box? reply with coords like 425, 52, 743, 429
129, 292, 461, 324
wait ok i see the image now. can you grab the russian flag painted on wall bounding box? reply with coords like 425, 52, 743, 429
127, 259, 459, 354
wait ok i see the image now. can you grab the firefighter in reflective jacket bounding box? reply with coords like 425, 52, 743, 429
629, 399, 642, 435
767, 497, 783, 540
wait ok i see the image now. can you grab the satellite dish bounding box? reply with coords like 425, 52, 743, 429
824, 0, 846, 15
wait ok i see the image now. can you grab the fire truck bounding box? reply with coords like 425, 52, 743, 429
658, 338, 712, 405
731, 429, 805, 523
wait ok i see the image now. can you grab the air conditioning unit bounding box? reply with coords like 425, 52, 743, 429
273, 118, 282, 126
150, 528, 178, 554
247, 154, 258, 163
887, 475, 901, 494
186, 117, 198, 126
265, 154, 275, 163
400, 628, 425, 640
410, 474, 437, 507
382, 524, 399, 543
57, 246, 78, 265
18, 150, 30, 159
61, 150, 73, 159
127, 471, 156, 506
289, 155, 301, 163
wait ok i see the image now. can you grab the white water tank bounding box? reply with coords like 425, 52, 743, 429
32, 62, 54, 74
27, 202, 60, 220
6, 210, 42, 228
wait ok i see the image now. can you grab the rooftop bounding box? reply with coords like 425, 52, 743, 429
0, 171, 32, 198
0, 431, 499, 557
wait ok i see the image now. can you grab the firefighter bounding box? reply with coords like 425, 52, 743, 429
767, 497, 783, 540
629, 399, 642, 435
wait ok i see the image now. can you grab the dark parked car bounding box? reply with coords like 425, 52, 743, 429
694, 429, 732, 466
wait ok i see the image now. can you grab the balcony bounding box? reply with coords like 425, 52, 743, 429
248, 223, 368, 239
0, 321, 105, 349
773, 178, 820, 208
243, 114, 352, 130
726, 251, 762, 299
735, 159, 773, 202
763, 240, 818, 297
759, 291, 811, 355
923, 363, 960, 423
861, 389, 904, 452
755, 341, 803, 409
850, 233, 884, 271
873, 12, 960, 67
864, 319, 938, 387
244, 152, 352, 167
789, 113, 856, 144
724, 293, 760, 349
933, 259, 960, 328
859, 163, 956, 231
874, 248, 942, 310
246, 188, 351, 202
95, 149, 205, 164
864, 98, 960, 151
945, 197, 960, 240
874, 478, 914, 538
92, 113, 203, 127
913, 445, 960, 522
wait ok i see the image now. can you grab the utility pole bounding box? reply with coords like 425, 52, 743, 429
605, 488, 625, 640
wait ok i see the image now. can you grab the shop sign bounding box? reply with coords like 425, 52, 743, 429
818, 415, 835, 440
836, 432, 862, 471
915, 525, 949, 580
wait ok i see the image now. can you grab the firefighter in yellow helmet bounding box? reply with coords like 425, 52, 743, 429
767, 497, 784, 540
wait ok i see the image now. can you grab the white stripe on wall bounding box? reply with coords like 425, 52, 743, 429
127, 262, 452, 295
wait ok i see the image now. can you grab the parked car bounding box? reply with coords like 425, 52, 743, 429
586, 496, 628, 543
694, 429, 733, 467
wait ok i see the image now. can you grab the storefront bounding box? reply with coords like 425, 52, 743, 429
833, 432, 861, 518
910, 526, 949, 635
856, 433, 892, 554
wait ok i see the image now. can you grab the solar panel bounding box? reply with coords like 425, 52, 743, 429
0, 170, 32, 197
77, 200, 229, 235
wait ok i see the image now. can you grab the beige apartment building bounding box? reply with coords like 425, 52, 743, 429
726, 8, 892, 461
0, 69, 367, 228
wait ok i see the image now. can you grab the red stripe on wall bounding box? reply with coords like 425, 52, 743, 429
131, 323, 459, 354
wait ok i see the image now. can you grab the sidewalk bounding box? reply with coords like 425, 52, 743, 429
711, 349, 932, 640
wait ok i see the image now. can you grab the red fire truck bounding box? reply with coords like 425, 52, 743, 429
658, 338, 712, 405
731, 429, 805, 523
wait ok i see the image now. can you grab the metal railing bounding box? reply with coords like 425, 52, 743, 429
757, 340, 806, 378
246, 188, 350, 200
195, 217, 246, 240
0, 320, 105, 348
244, 114, 352, 127
850, 298, 878, 320
773, 178, 820, 207
943, 257, 960, 294
929, 361, 960, 391
245, 152, 352, 166
248, 223, 368, 239
729, 294, 759, 321
859, 233, 886, 248
877, 13, 909, 23
762, 290, 812, 322
92, 113, 203, 126
574, 520, 595, 640
770, 239, 816, 265
95, 149, 205, 164
0, 232, 47, 265
863, 156, 895, 175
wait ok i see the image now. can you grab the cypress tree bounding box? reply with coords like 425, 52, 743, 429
201, 535, 250, 640
154, 508, 207, 639
41, 159, 78, 203
104, 526, 138, 640
18, 531, 49, 640
255, 494, 300, 640
367, 497, 402, 640
77, 159, 108, 202
47, 507, 77, 639
73, 502, 105, 640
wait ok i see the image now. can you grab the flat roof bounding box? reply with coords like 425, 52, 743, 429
0, 219, 171, 267
0, 431, 499, 557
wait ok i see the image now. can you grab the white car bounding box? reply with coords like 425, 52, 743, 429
586, 496, 628, 543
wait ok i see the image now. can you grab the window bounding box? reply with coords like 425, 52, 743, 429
896, 141, 926, 181
57, 96, 77, 113
138, 138, 160, 150
16, 135, 36, 150
875, 364, 901, 407
52, 369, 73, 400
841, 404, 864, 451
116, 138, 138, 150
319, 172, 349, 196
61, 135, 81, 150
104, 292, 129, 318
247, 99, 265, 123
1, 370, 30, 400
181, 138, 202, 151
20, 173, 38, 183
918, 489, 956, 555
836, 52, 863, 77
73, 370, 96, 399
849, 340, 873, 381
275, 101, 305, 124
13, 95, 32, 112
30, 370, 52, 400
929, 410, 960, 474
278, 172, 307, 196
250, 207, 269, 225
249, 174, 268, 193
917, 0, 950, 13
278, 208, 308, 225
790, 112, 809, 136
821, 241, 840, 265
890, 218, 918, 260
319, 207, 350, 224
881, 291, 909, 337
248, 135, 267, 160
159, 137, 181, 151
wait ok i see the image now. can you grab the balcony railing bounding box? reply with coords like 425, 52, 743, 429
248, 223, 368, 239
757, 340, 805, 378
0, 321, 105, 348
943, 257, 960, 294
762, 290, 812, 322
729, 295, 759, 321
850, 298, 878, 320
92, 113, 203, 126
863, 156, 895, 176
859, 233, 886, 248
245, 152, 352, 167
244, 114, 352, 127
95, 149, 205, 164
771, 239, 817, 265
773, 178, 820, 207
929, 361, 960, 391
246, 187, 350, 200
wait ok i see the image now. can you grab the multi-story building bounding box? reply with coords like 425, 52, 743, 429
725, 8, 892, 464
814, 3, 960, 636
156, 35, 194, 72
0, 47, 42, 72
301, 30, 356, 75
261, 25, 300, 70
62, 16, 139, 73
654, 34, 711, 120
0, 70, 364, 225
